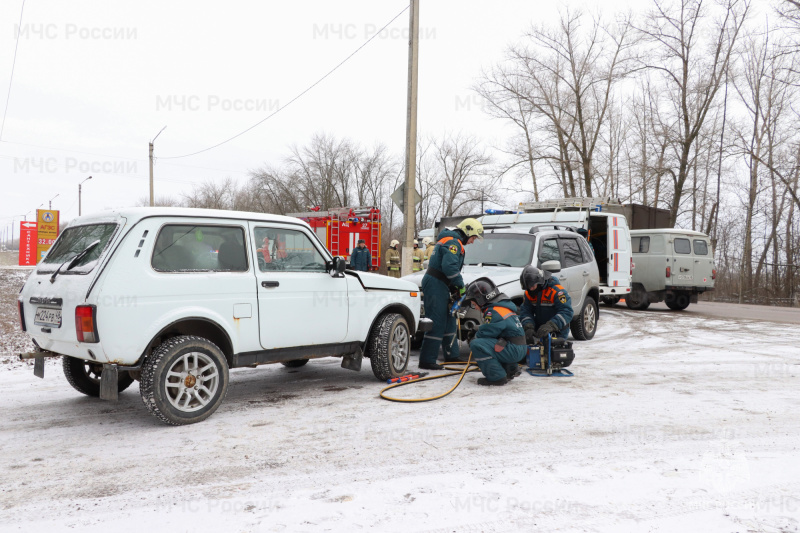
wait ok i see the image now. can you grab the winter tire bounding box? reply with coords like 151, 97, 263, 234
666, 293, 691, 311
281, 359, 309, 368
140, 336, 229, 426
63, 355, 134, 398
570, 296, 598, 341
367, 313, 410, 381
625, 288, 650, 310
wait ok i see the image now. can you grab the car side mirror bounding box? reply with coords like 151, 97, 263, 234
329, 256, 346, 277
542, 260, 561, 273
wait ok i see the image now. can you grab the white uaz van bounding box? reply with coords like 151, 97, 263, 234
18, 208, 425, 425
627, 229, 716, 310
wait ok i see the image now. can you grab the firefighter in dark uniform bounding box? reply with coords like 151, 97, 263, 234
349, 239, 371, 272
464, 278, 527, 386
418, 218, 484, 370
519, 265, 574, 342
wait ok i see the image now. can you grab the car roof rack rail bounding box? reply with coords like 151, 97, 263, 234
528, 225, 581, 234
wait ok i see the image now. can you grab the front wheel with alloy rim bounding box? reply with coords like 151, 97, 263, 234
570, 296, 598, 340
368, 312, 410, 381
140, 336, 229, 425
63, 355, 135, 397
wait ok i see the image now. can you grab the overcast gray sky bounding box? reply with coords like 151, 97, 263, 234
0, 0, 643, 237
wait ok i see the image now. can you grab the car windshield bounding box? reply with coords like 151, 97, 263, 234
464, 234, 534, 267
37, 223, 118, 274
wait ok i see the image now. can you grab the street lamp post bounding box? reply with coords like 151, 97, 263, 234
48, 194, 59, 210
79, 176, 92, 216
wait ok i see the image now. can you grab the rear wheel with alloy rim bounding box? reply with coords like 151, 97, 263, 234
140, 336, 229, 425
570, 296, 598, 340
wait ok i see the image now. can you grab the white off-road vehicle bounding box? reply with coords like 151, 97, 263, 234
18, 208, 427, 425
405, 225, 601, 341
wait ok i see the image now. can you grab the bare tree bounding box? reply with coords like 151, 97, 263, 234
637, 0, 750, 226
182, 178, 239, 209
432, 133, 495, 217
514, 9, 635, 196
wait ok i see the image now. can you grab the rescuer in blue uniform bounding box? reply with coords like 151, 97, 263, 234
349, 239, 371, 272
464, 278, 528, 386
418, 218, 484, 370
519, 265, 574, 341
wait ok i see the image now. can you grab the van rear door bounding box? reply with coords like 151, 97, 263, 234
670, 236, 695, 287
589, 214, 631, 291
691, 237, 715, 288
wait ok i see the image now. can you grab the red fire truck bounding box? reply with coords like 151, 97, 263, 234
288, 206, 382, 270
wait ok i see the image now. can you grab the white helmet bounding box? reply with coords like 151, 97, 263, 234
422, 237, 433, 246
390, 239, 399, 247
413, 239, 419, 246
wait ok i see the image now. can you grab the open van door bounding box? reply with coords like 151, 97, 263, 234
605, 215, 631, 291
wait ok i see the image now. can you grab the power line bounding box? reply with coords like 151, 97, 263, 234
0, 0, 26, 141
161, 4, 410, 160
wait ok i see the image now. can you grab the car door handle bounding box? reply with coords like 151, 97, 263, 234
261, 281, 279, 288
583, 271, 589, 276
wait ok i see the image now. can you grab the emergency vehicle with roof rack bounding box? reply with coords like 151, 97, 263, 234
480, 197, 633, 306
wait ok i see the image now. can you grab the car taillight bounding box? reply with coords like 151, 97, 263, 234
666, 266, 671, 278
630, 258, 634, 273
17, 300, 26, 332
75, 305, 99, 343
712, 269, 716, 280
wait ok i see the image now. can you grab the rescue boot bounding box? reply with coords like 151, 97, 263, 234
419, 362, 444, 371
477, 376, 509, 386
505, 365, 521, 381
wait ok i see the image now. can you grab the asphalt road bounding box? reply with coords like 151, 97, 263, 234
625, 299, 800, 325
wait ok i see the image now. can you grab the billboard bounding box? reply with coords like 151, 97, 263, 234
36, 209, 59, 261
19, 221, 38, 266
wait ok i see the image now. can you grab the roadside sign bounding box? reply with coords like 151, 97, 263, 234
390, 184, 422, 214
19, 221, 38, 266
36, 209, 59, 261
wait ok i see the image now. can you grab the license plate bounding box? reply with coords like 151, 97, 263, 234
34, 307, 62, 328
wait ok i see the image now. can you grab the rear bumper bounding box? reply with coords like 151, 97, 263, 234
417, 318, 433, 332
600, 286, 631, 295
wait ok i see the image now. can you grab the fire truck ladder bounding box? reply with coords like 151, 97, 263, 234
329, 211, 341, 256
368, 209, 380, 269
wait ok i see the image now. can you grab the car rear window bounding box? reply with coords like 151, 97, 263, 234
152, 224, 247, 272
37, 223, 118, 274
632, 236, 650, 253
693, 239, 709, 255
674, 238, 691, 254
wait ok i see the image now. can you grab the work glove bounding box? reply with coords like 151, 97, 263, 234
535, 320, 559, 338
524, 324, 537, 344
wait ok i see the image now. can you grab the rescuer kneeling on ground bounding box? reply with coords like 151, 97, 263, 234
519, 265, 574, 342
418, 218, 483, 370
463, 278, 527, 386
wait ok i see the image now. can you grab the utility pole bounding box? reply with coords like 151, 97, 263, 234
149, 126, 167, 207
401, 0, 420, 277
79, 176, 92, 216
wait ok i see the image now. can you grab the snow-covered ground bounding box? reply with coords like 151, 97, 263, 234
1, 268, 799, 533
